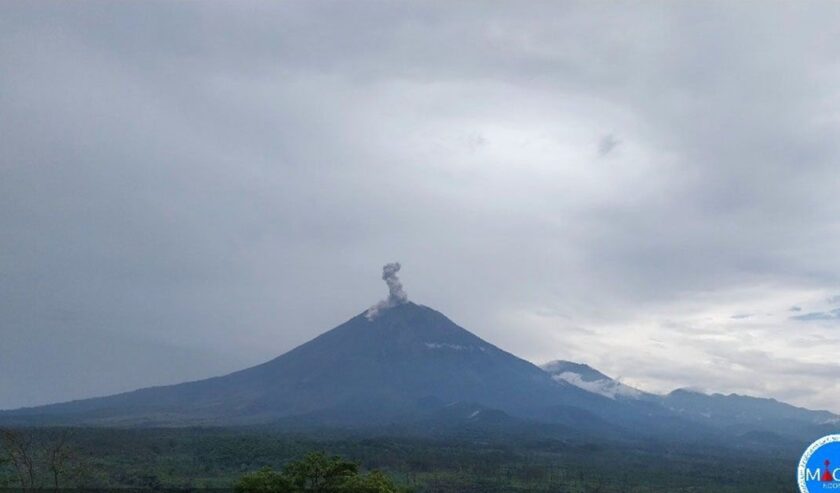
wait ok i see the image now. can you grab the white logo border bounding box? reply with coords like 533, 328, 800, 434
799, 434, 840, 493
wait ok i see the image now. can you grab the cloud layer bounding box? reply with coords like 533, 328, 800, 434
1, 1, 840, 412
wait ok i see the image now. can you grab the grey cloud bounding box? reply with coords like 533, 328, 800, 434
597, 134, 620, 157
2, 1, 840, 412
792, 308, 840, 322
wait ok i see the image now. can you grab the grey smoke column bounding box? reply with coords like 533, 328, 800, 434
382, 262, 408, 305
366, 262, 408, 320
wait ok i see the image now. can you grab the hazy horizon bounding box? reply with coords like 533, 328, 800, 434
2, 1, 840, 414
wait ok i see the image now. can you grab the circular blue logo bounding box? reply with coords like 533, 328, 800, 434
799, 434, 840, 492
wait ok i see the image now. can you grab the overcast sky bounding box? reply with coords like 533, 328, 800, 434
2, 1, 840, 413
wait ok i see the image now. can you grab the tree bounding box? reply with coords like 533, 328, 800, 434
235, 467, 292, 493
283, 453, 357, 491
235, 453, 400, 493
1, 428, 36, 491
339, 471, 400, 493
0, 428, 91, 491
45, 429, 84, 492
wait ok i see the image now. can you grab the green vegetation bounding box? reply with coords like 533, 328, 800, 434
235, 453, 399, 492
0, 427, 798, 492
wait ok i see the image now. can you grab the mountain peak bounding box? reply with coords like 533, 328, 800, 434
668, 387, 707, 396
541, 360, 649, 401
349, 302, 498, 352
542, 360, 610, 382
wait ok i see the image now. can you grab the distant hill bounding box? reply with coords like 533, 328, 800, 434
539, 359, 838, 442
661, 388, 838, 439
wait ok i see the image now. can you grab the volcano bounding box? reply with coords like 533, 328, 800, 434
4, 265, 835, 444
1, 301, 607, 426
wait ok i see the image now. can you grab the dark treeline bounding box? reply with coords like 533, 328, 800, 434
0, 427, 796, 492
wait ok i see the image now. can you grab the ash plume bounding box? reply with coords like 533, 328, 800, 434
366, 262, 408, 320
